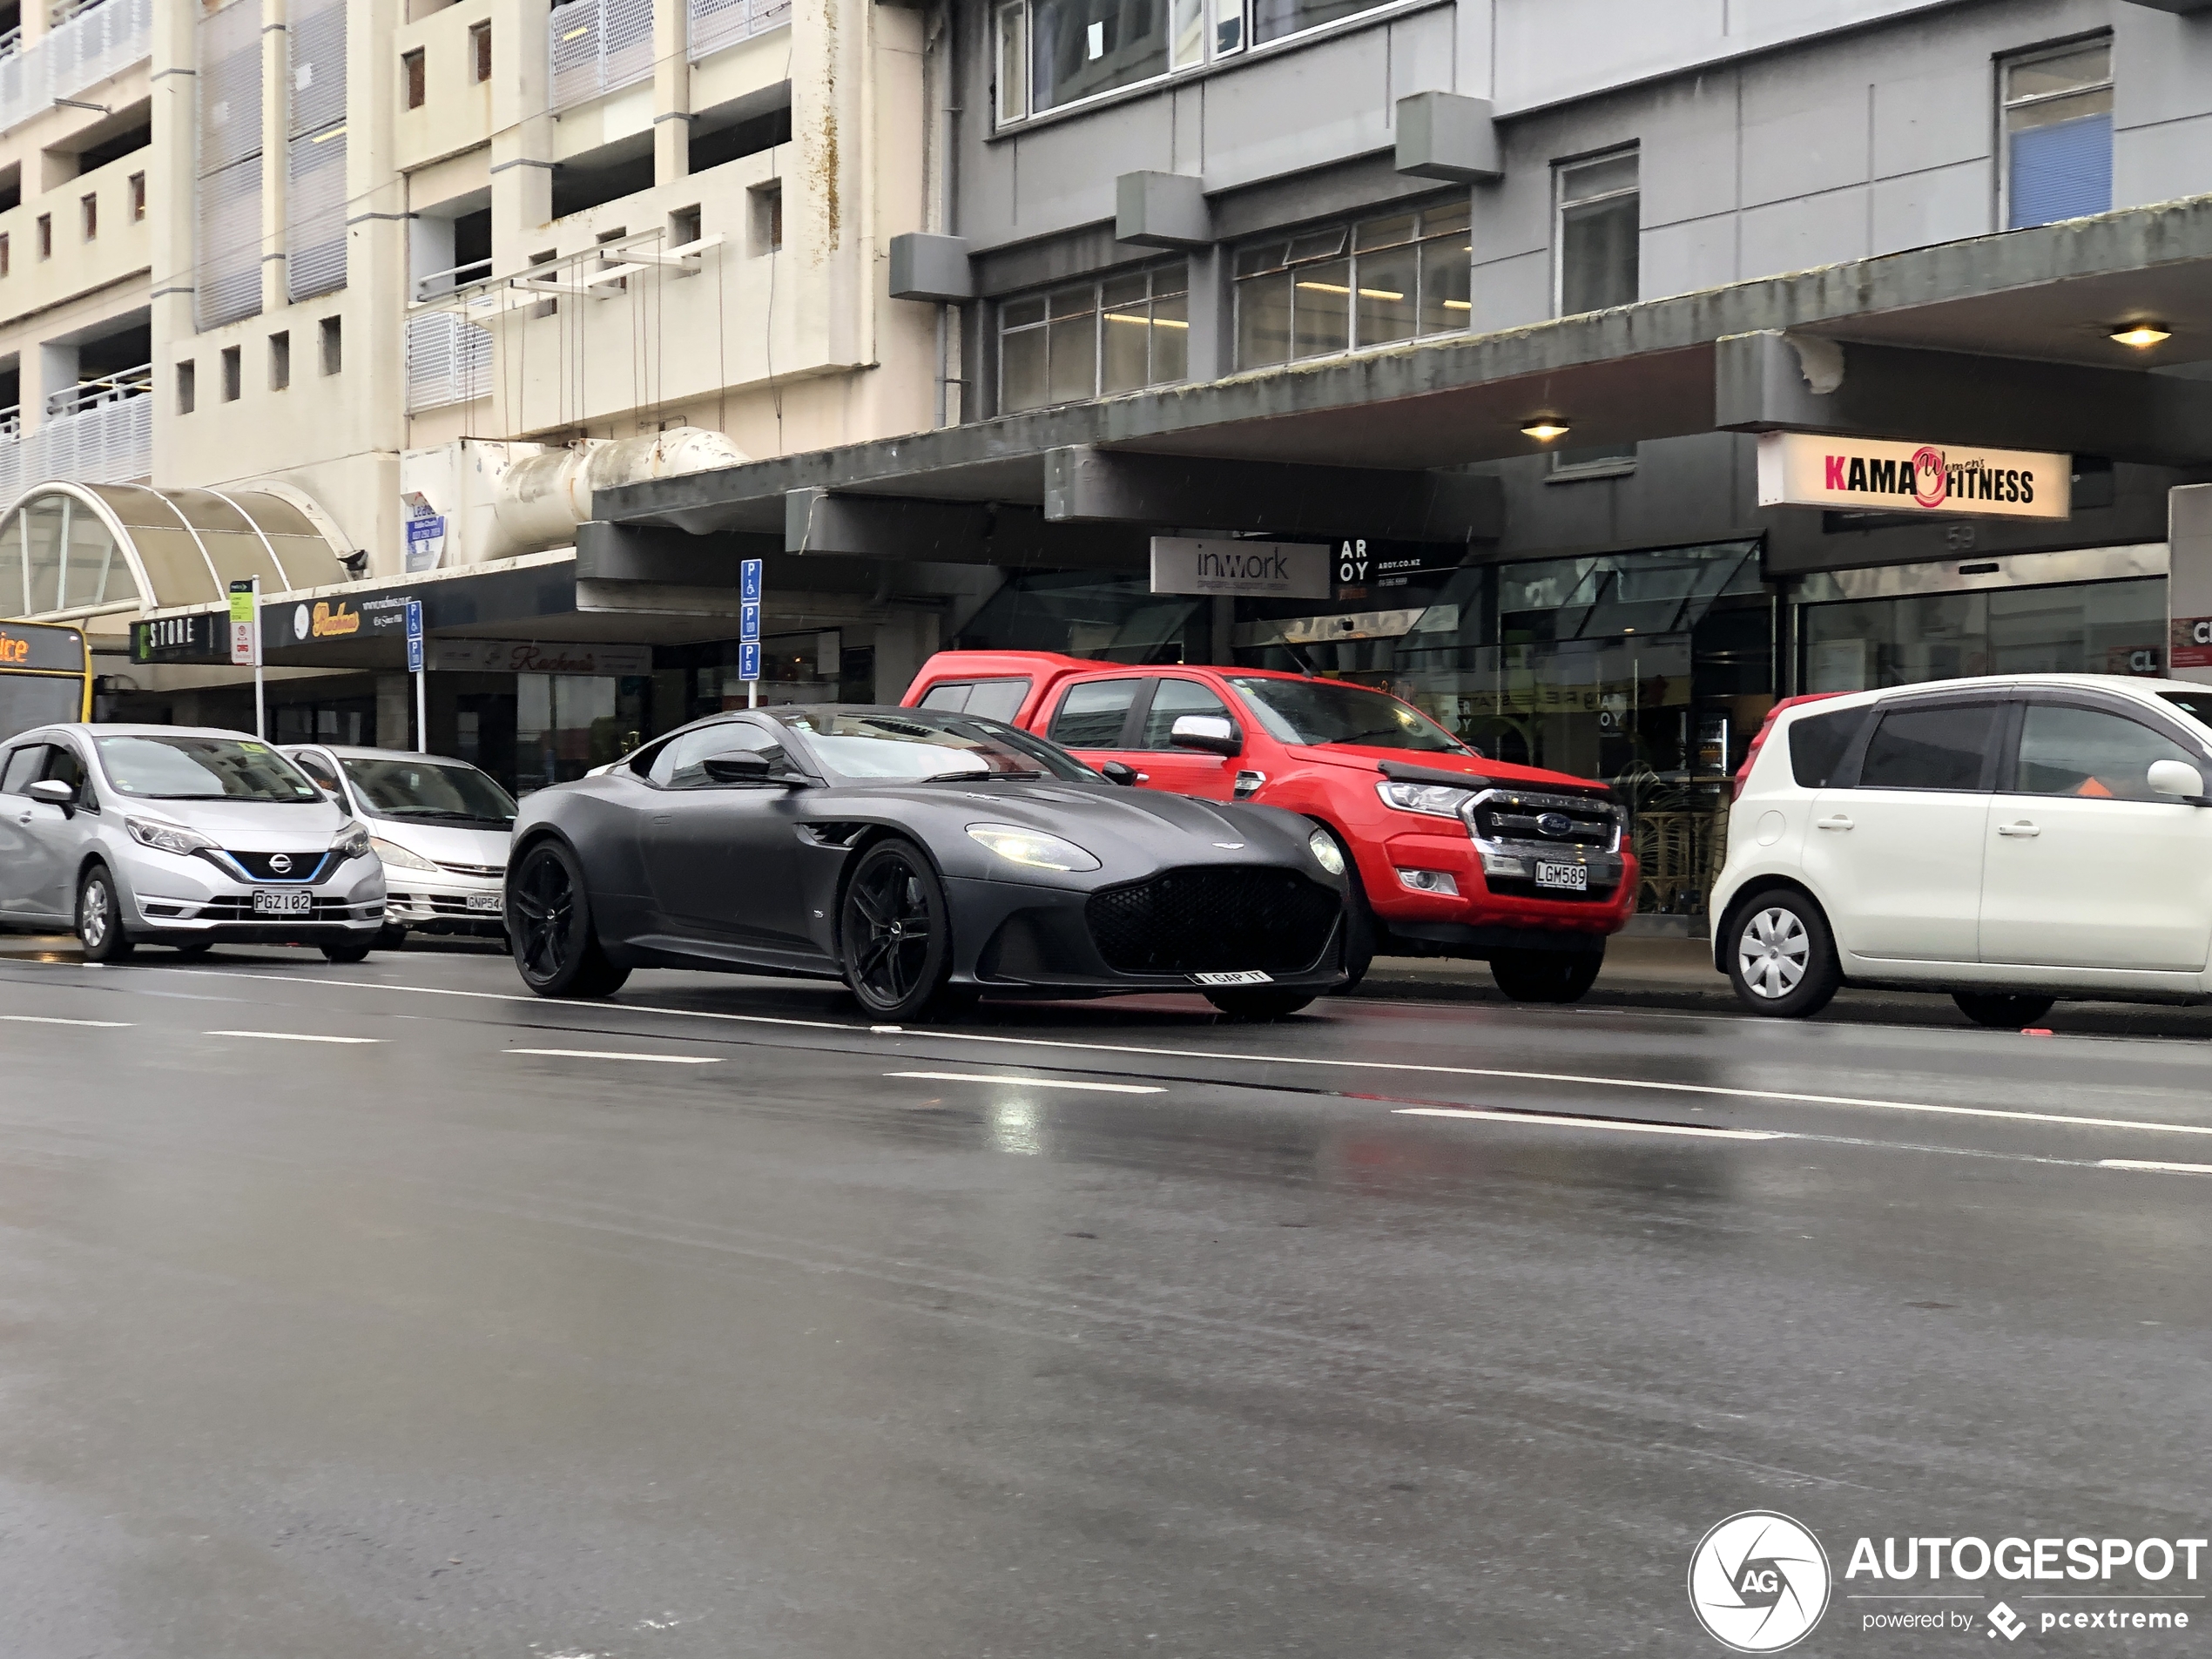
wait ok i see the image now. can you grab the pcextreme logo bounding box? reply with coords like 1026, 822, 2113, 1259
1689, 1511, 1831, 1652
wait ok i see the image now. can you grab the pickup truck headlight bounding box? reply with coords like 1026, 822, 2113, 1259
332, 824, 374, 863
125, 816, 218, 857
368, 833, 435, 871
967, 824, 1101, 873
1376, 780, 1474, 819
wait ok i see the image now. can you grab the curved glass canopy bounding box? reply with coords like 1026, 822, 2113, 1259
0, 482, 351, 620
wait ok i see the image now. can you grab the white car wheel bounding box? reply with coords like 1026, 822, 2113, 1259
1737, 906, 1809, 1000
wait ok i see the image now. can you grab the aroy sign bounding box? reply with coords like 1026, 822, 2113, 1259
1757, 431, 2071, 520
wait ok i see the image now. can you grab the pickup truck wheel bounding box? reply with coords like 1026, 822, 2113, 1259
1489, 947, 1602, 1004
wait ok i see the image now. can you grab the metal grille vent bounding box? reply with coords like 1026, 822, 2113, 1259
688, 0, 789, 61
550, 0, 653, 111
196, 0, 263, 329
405, 312, 493, 412
1085, 867, 1340, 976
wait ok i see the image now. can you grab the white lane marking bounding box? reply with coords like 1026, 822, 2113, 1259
1396, 1106, 1780, 1141
887, 1070, 1164, 1095
205, 1029, 381, 1044
148, 970, 2212, 1143
0, 1014, 132, 1028
507, 1048, 720, 1065
2100, 1158, 2212, 1176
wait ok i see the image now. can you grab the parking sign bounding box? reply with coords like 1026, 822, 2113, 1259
738, 601, 761, 642
738, 640, 761, 681
405, 599, 424, 672
740, 558, 763, 601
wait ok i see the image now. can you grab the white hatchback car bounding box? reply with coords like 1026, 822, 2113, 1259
1712, 675, 2212, 1024
281, 745, 516, 944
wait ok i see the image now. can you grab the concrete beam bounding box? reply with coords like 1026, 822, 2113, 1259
1394, 92, 1501, 184
576, 520, 782, 583
1116, 172, 1211, 249
1715, 330, 2212, 467
785, 490, 1148, 568
1042, 447, 1502, 542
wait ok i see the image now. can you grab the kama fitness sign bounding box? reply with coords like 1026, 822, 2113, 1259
1757, 431, 2072, 520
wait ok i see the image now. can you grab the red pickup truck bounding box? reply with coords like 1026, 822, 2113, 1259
902, 651, 1637, 1001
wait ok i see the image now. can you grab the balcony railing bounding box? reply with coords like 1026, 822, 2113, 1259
549, 0, 651, 111
0, 0, 154, 137
414, 256, 495, 304
11, 364, 152, 488
688, 0, 789, 61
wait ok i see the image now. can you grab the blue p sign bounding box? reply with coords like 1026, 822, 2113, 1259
738, 640, 761, 681
739, 558, 763, 602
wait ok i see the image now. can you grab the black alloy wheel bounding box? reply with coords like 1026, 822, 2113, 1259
76, 866, 134, 963
1953, 991, 2056, 1029
840, 839, 959, 1021
509, 840, 631, 999
1723, 887, 1841, 1019
1318, 826, 1375, 996
1489, 947, 1602, 1004
1204, 988, 1318, 1022
321, 939, 375, 964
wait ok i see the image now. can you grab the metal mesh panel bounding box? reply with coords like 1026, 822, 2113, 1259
550, 0, 655, 109
0, 0, 153, 134
286, 127, 346, 299
196, 156, 263, 328
197, 0, 262, 173
688, 0, 787, 60
21, 395, 152, 487
287, 0, 346, 138
405, 312, 492, 412
1084, 868, 1340, 975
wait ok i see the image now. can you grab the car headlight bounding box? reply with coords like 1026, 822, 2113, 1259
125, 815, 218, 857
329, 823, 373, 863
1306, 827, 1346, 876
1376, 780, 1475, 819
966, 823, 1101, 873
368, 834, 437, 871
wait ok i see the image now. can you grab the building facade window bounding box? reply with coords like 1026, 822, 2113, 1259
35, 213, 50, 259
1233, 204, 1468, 370
128, 172, 145, 221
79, 192, 95, 240
999, 261, 1188, 415
402, 47, 426, 109
470, 19, 492, 81
2001, 38, 2112, 230
995, 0, 1394, 122
1555, 149, 1637, 316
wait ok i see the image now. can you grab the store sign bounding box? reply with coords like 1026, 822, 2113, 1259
227, 580, 260, 666
1332, 539, 1465, 597
1150, 536, 1330, 600
1757, 432, 2071, 520
293, 600, 361, 640
426, 638, 653, 676
132, 613, 220, 664
402, 492, 448, 574
2172, 617, 2212, 671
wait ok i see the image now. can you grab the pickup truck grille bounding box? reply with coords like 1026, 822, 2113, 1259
1468, 790, 1620, 851
1087, 867, 1340, 976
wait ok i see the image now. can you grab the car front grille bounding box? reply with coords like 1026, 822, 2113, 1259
222, 849, 333, 882
194, 897, 365, 921
1468, 790, 1620, 851
435, 860, 505, 878
1086, 867, 1341, 976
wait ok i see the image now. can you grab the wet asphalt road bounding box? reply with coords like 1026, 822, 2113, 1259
0, 945, 2208, 1657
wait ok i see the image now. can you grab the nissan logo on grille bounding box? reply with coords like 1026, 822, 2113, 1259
268, 853, 293, 873
1535, 813, 1574, 838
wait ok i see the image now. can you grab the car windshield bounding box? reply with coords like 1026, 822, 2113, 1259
341, 756, 517, 825
93, 734, 323, 802
780, 709, 1096, 783
1226, 677, 1470, 753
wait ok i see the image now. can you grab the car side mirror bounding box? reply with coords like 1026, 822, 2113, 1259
702, 752, 775, 784
1098, 760, 1141, 786
1169, 714, 1240, 757
2148, 759, 2208, 802
27, 778, 76, 814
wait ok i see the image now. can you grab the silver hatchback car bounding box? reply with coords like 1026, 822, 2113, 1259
0, 724, 385, 961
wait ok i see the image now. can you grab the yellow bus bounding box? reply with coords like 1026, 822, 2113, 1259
0, 619, 92, 743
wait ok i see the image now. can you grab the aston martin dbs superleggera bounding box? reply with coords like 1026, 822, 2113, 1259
504, 705, 1352, 1020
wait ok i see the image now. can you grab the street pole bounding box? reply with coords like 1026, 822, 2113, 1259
740, 558, 763, 710
252, 575, 265, 738
416, 660, 428, 750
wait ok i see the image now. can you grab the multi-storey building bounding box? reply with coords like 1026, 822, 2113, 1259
2, 0, 946, 788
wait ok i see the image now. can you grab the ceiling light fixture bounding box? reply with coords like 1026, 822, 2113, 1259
2111, 322, 2171, 349
1521, 419, 1571, 442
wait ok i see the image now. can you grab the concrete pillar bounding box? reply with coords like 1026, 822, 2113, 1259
652, 0, 690, 187
2168, 484, 2212, 687
31, 339, 79, 431
376, 672, 413, 747
871, 610, 939, 703
489, 0, 554, 276
262, 0, 290, 314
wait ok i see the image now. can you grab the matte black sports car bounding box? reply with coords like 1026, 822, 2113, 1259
504, 705, 1352, 1020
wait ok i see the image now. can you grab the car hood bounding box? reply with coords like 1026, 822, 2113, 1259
1287, 744, 1609, 793
111, 795, 351, 850
826, 779, 1319, 868
359, 818, 513, 865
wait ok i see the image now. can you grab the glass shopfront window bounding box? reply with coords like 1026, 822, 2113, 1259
1798, 576, 2166, 691
516, 673, 648, 792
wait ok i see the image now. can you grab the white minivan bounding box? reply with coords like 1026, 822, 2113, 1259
1712, 675, 2212, 1024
